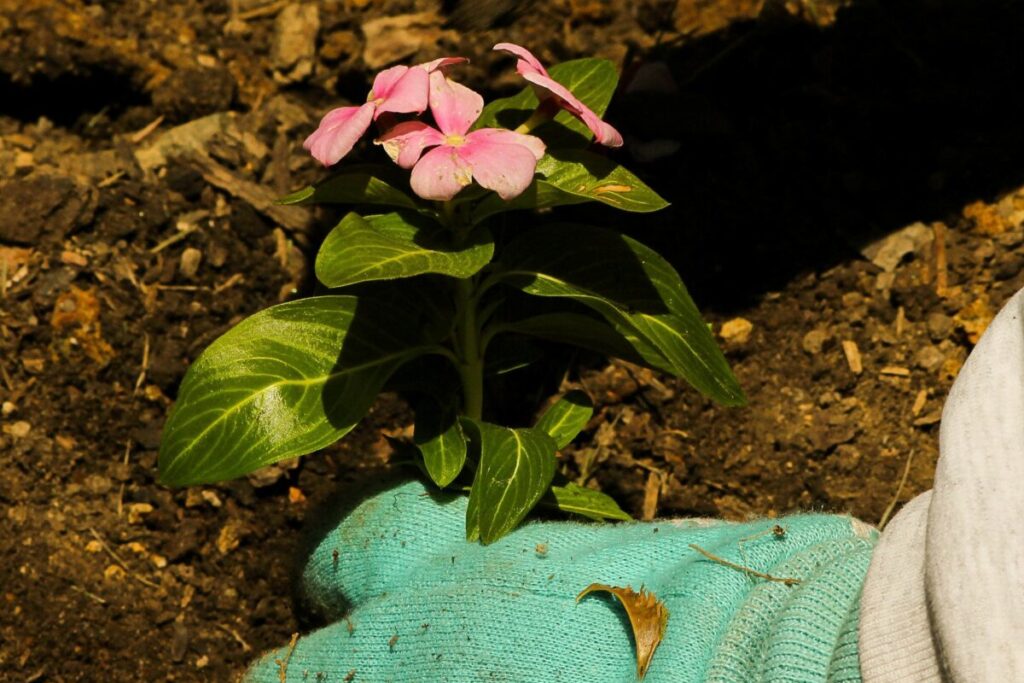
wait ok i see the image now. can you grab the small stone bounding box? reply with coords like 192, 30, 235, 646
3, 421, 31, 438
85, 540, 103, 553
83, 474, 113, 495
926, 312, 954, 341
196, 655, 209, 668
179, 247, 202, 279
104, 564, 126, 581
802, 329, 829, 354
127, 502, 154, 525
272, 3, 320, 82
151, 554, 168, 569
719, 317, 753, 345
14, 151, 33, 174
860, 222, 933, 272
964, 200, 1008, 235
201, 490, 223, 508
915, 345, 945, 372
1, 402, 15, 416
216, 520, 244, 555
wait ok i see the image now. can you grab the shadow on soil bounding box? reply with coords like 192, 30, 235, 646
597, 0, 1024, 312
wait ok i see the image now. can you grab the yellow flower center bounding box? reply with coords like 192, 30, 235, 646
445, 134, 466, 147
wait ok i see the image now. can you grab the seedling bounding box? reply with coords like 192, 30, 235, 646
158, 43, 744, 543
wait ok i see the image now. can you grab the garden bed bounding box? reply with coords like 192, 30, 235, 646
3, 0, 1024, 679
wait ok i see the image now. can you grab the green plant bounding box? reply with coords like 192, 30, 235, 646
158, 44, 744, 543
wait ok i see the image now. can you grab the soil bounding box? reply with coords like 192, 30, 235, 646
3, 0, 1024, 680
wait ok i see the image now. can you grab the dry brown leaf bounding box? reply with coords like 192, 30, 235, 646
576, 583, 668, 679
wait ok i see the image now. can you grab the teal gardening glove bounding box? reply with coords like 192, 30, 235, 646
245, 480, 875, 682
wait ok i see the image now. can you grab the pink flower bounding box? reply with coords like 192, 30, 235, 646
303, 58, 468, 167
493, 43, 623, 148
376, 71, 545, 201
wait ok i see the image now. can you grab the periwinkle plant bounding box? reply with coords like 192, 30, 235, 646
158, 44, 744, 543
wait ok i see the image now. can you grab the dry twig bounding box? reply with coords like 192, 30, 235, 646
275, 632, 299, 683
87, 526, 161, 590
217, 623, 252, 652
879, 449, 915, 530
129, 115, 166, 144
133, 334, 150, 395
689, 543, 801, 586
149, 227, 198, 254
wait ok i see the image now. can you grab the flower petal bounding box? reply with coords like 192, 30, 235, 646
376, 121, 446, 169
428, 70, 483, 137
521, 71, 624, 147
493, 42, 548, 77
419, 56, 469, 73
374, 66, 429, 117
369, 65, 411, 100
302, 102, 376, 166
458, 137, 540, 200
466, 128, 545, 160
410, 145, 474, 201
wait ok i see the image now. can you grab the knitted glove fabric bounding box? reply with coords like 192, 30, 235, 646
246, 479, 876, 682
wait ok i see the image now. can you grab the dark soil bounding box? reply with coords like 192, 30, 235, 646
3, 0, 1024, 680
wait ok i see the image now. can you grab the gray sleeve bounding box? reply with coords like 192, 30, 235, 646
860, 287, 1024, 682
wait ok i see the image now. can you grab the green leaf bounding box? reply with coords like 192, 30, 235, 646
484, 335, 543, 376
496, 225, 745, 406
476, 58, 619, 147
278, 164, 423, 211
550, 483, 632, 521
498, 309, 649, 366
315, 212, 494, 288
469, 151, 667, 223
535, 391, 593, 449
462, 419, 558, 544
159, 294, 445, 486
470, 178, 590, 224
534, 150, 669, 213
414, 399, 466, 487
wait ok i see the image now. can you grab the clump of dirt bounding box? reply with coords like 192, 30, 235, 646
2, 0, 1024, 680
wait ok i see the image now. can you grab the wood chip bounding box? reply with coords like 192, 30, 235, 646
879, 366, 910, 377
641, 470, 663, 521
183, 152, 310, 234
894, 306, 906, 336
129, 115, 166, 144
60, 250, 89, 267
841, 340, 862, 374
911, 389, 928, 416
933, 222, 948, 296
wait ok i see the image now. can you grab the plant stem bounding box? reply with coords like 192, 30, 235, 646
442, 199, 485, 421
455, 277, 484, 420
514, 99, 560, 134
